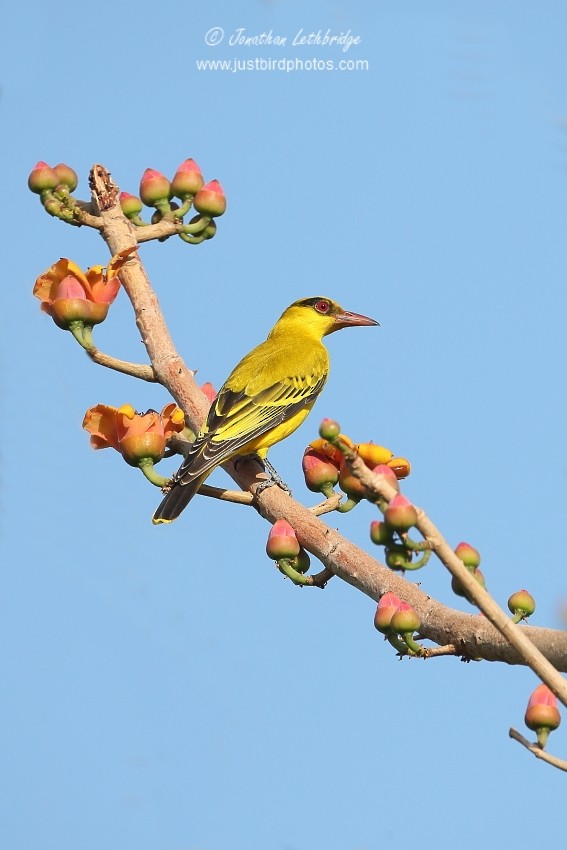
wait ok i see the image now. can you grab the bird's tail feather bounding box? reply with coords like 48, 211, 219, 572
152, 473, 207, 524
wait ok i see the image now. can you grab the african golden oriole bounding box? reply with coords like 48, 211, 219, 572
152, 296, 377, 523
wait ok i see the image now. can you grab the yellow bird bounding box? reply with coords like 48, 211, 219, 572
152, 296, 378, 523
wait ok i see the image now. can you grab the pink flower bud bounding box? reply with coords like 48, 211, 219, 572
370, 520, 392, 546
53, 163, 78, 191
454, 541, 481, 568
193, 179, 226, 217
139, 168, 171, 206
508, 589, 536, 618
55, 275, 88, 300
120, 192, 144, 218
371, 464, 400, 492
373, 592, 401, 633
266, 519, 300, 560
171, 158, 204, 198
302, 447, 340, 493
390, 601, 421, 634
201, 382, 217, 403
28, 161, 60, 193
384, 494, 418, 532
525, 684, 561, 733
318, 418, 340, 440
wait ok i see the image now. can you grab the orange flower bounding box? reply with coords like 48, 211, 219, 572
33, 247, 136, 329
82, 402, 185, 465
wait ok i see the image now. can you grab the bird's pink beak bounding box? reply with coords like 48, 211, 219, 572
333, 310, 379, 329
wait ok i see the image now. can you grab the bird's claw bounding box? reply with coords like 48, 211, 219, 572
255, 476, 292, 497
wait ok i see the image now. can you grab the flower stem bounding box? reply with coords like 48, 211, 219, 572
277, 557, 311, 586
179, 231, 206, 244
68, 320, 86, 347
402, 549, 432, 571
138, 459, 169, 488
337, 496, 360, 513
400, 632, 424, 654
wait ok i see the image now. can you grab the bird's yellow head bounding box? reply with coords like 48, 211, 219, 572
271, 296, 378, 340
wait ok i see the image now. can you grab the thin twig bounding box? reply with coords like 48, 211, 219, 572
199, 484, 254, 505
72, 200, 103, 229
85, 346, 156, 381
509, 728, 567, 771
415, 644, 458, 659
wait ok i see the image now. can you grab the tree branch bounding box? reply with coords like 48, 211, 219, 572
509, 728, 567, 771
339, 456, 567, 707
86, 163, 567, 681
84, 345, 156, 381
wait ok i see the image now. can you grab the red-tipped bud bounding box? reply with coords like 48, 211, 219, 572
385, 545, 413, 571
28, 161, 59, 193
201, 382, 217, 403
390, 601, 421, 634
357, 443, 393, 468
384, 494, 418, 532
371, 464, 400, 492
525, 685, 561, 736
266, 519, 300, 560
388, 456, 411, 479
139, 168, 171, 206
508, 589, 536, 618
302, 447, 340, 493
171, 158, 204, 198
370, 520, 392, 546
120, 191, 144, 218
53, 163, 78, 191
193, 179, 226, 217
454, 541, 481, 569
318, 419, 340, 440
374, 592, 402, 633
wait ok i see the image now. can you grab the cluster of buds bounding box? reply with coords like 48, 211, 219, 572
450, 542, 485, 603
33, 247, 137, 345
374, 592, 423, 654
119, 159, 226, 244
82, 402, 186, 485
524, 684, 561, 749
371, 478, 430, 573
306, 420, 428, 572
28, 161, 79, 222
302, 418, 410, 508
266, 519, 311, 585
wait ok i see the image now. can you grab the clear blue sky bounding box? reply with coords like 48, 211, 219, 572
3, 1, 567, 848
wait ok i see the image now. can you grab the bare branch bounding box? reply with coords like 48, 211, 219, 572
84, 345, 156, 381
509, 728, 567, 772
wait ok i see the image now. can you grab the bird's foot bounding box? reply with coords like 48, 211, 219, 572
234, 454, 292, 496
261, 458, 292, 495
255, 476, 292, 497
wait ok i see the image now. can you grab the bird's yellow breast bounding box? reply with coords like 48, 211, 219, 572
235, 404, 316, 459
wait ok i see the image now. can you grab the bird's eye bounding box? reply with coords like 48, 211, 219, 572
314, 299, 330, 314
